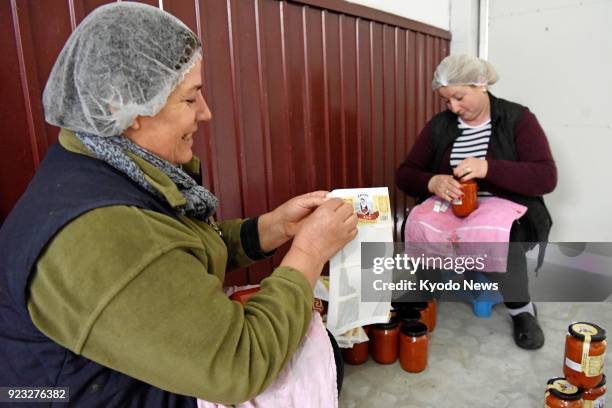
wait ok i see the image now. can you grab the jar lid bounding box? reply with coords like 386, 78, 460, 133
399, 309, 421, 322
391, 301, 403, 310
546, 378, 583, 401
400, 321, 428, 337
408, 302, 428, 311
568, 322, 606, 342
374, 320, 398, 330
594, 373, 606, 388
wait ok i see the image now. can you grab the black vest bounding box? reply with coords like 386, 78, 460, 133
428, 94, 552, 267
0, 144, 196, 407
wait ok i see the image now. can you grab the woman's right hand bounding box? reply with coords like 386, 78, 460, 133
427, 174, 464, 202
280, 198, 358, 287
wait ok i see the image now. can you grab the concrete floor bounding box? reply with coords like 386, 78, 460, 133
339, 302, 612, 408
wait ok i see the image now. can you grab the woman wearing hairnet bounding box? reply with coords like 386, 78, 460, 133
396, 55, 557, 350
0, 3, 356, 406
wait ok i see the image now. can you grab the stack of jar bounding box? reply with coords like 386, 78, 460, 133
545, 322, 607, 408
341, 300, 437, 373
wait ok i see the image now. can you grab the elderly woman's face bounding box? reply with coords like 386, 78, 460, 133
438, 85, 489, 124
124, 60, 211, 164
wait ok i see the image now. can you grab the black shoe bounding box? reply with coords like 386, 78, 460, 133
511, 304, 545, 350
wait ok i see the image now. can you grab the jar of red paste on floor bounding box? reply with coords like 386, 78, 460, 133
342, 340, 369, 365
409, 302, 432, 332
371, 321, 400, 364
426, 299, 437, 331
564, 322, 606, 389
399, 321, 428, 373
582, 374, 606, 408
452, 179, 478, 217
545, 377, 584, 408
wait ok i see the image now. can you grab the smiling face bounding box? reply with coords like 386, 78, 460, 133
123, 60, 211, 164
437, 85, 490, 125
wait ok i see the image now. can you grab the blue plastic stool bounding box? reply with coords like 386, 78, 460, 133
472, 297, 502, 317
470, 273, 503, 318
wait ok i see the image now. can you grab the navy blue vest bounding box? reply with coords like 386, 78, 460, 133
0, 144, 197, 407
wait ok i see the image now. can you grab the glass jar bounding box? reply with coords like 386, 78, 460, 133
342, 340, 369, 365
583, 374, 606, 408
229, 287, 260, 305
371, 321, 400, 364
452, 179, 478, 217
564, 322, 606, 389
409, 302, 431, 332
545, 377, 584, 408
399, 321, 428, 373
426, 299, 437, 331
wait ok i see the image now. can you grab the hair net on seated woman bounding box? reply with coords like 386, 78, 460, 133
43, 2, 202, 136
431, 54, 498, 91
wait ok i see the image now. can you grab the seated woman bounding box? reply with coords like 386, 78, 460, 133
0, 3, 357, 406
396, 54, 557, 350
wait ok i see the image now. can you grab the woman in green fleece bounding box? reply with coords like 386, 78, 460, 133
0, 2, 357, 406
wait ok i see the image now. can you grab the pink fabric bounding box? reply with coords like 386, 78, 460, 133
404, 197, 527, 272
197, 312, 338, 408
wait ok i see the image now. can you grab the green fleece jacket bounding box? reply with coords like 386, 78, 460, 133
27, 130, 313, 404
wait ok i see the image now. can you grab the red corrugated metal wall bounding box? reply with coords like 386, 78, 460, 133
0, 0, 449, 284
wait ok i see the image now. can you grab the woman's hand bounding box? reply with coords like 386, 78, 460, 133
258, 191, 329, 253
281, 198, 358, 287
453, 157, 488, 182
427, 174, 464, 202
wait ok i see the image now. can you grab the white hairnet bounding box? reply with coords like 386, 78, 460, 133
43, 2, 202, 136
432, 54, 498, 91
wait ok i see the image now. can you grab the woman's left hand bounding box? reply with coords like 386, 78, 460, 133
453, 157, 488, 181
258, 191, 330, 252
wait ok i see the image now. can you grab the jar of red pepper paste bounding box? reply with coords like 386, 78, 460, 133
452, 179, 478, 217
582, 374, 606, 408
371, 321, 400, 364
426, 299, 437, 331
564, 322, 606, 389
342, 340, 369, 365
409, 302, 432, 332
399, 321, 428, 373
545, 377, 584, 408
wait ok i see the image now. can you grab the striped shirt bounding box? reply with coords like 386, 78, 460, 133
450, 118, 493, 197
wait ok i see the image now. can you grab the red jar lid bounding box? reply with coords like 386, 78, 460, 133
568, 322, 606, 342
546, 378, 583, 401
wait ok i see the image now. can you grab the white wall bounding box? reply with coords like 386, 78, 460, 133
344, 0, 451, 30
449, 0, 480, 55
486, 0, 612, 241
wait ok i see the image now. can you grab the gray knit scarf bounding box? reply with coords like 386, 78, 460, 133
76, 131, 218, 220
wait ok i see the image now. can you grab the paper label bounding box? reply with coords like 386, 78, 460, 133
565, 357, 582, 372
565, 355, 604, 377
585, 354, 605, 376
344, 192, 389, 224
